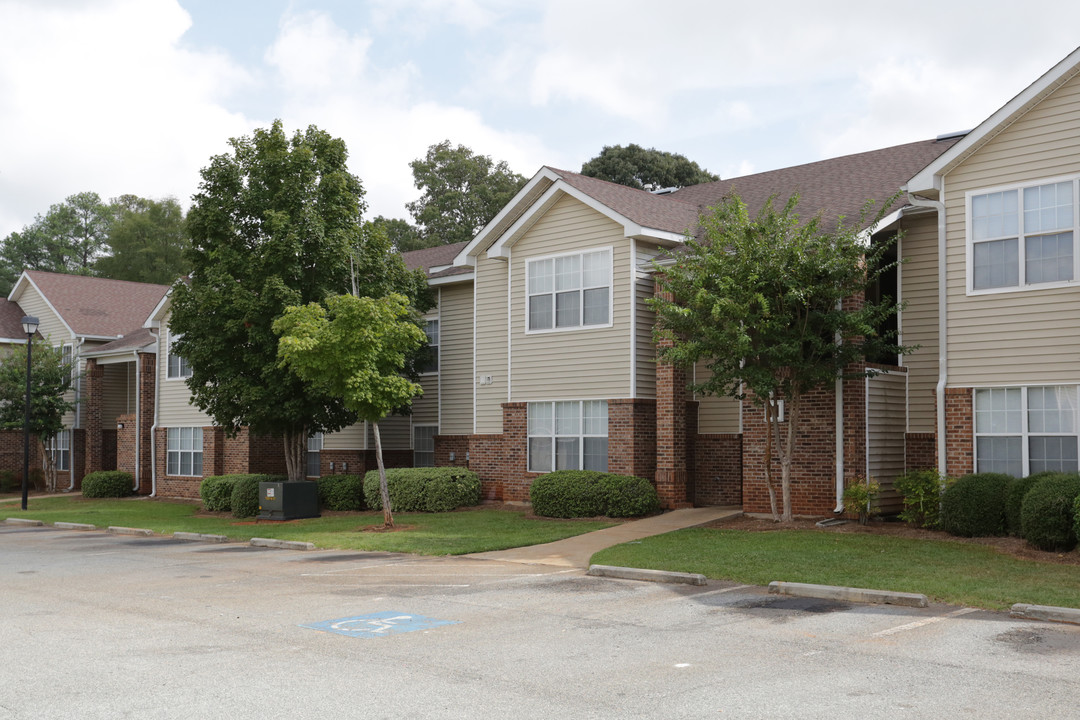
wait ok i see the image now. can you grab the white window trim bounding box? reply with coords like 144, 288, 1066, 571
419, 317, 439, 376
166, 427, 204, 477
166, 331, 192, 380
49, 429, 70, 472
973, 384, 1080, 477
524, 245, 614, 335
526, 399, 608, 473
965, 173, 1080, 296
413, 425, 437, 468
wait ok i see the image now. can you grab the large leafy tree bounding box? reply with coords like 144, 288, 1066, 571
0, 338, 77, 492
170, 121, 370, 483
96, 195, 189, 284
650, 192, 907, 522
275, 293, 426, 528
581, 144, 718, 191
406, 140, 526, 247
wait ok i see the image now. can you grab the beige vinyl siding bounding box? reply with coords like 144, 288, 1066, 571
324, 423, 365, 450
368, 414, 411, 449
510, 194, 632, 402
412, 374, 439, 425
944, 71, 1080, 386
439, 282, 473, 434
157, 319, 214, 427
898, 213, 939, 432
101, 362, 135, 425
866, 371, 907, 514
693, 361, 741, 433
635, 243, 659, 398
15, 285, 68, 346
474, 254, 508, 433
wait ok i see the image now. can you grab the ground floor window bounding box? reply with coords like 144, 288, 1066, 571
975, 385, 1078, 476
49, 430, 70, 471
413, 425, 436, 467
307, 432, 323, 477
167, 427, 203, 477
527, 400, 607, 473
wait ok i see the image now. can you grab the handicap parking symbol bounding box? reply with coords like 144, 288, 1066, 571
301, 611, 459, 638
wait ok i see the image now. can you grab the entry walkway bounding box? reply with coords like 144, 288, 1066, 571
467, 506, 741, 568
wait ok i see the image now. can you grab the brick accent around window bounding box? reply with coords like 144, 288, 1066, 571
944, 387, 974, 478
608, 399, 656, 481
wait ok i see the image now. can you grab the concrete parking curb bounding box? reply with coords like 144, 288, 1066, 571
1010, 603, 1080, 625
174, 532, 228, 543
769, 581, 929, 608
587, 564, 707, 586
250, 537, 316, 551
107, 526, 154, 537
4, 518, 43, 527
54, 522, 96, 531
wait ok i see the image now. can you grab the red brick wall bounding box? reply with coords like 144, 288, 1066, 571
653, 283, 691, 508
72, 428, 85, 490
693, 434, 742, 506
322, 450, 364, 476
153, 427, 200, 499
136, 353, 155, 494
84, 359, 103, 475
944, 387, 974, 478
905, 432, 936, 471
0, 429, 43, 486
116, 413, 136, 474
608, 399, 656, 481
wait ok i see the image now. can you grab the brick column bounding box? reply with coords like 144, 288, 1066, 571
607, 399, 656, 480
84, 359, 103, 475
136, 353, 155, 494
944, 387, 974, 478
654, 279, 691, 508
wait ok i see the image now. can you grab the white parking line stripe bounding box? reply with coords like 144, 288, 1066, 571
873, 607, 980, 637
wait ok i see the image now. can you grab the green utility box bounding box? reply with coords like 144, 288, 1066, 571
258, 481, 320, 520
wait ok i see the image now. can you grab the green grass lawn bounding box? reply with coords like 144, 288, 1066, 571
592, 527, 1080, 611
0, 495, 615, 555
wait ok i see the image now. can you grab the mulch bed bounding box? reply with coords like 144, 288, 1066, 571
703, 513, 1080, 566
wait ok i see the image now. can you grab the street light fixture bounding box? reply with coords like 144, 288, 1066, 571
20, 315, 38, 511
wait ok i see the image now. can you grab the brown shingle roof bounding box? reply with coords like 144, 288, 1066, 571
0, 298, 28, 340
24, 271, 170, 338
549, 168, 701, 235
83, 327, 157, 355
402, 241, 471, 274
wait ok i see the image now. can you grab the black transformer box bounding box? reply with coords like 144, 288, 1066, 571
257, 481, 320, 520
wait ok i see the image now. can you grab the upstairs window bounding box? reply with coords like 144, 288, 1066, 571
527, 248, 612, 332
418, 319, 439, 374
167, 332, 192, 379
969, 178, 1078, 292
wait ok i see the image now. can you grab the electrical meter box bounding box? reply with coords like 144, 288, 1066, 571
258, 481, 320, 520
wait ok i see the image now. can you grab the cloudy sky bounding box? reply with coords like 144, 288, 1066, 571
1, 0, 1079, 239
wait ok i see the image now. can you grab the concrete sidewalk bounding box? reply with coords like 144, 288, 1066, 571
467, 506, 741, 568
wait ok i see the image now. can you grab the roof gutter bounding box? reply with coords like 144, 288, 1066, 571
906, 191, 947, 476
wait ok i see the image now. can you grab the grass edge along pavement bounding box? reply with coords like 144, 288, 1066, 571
0, 496, 615, 556
591, 526, 1080, 611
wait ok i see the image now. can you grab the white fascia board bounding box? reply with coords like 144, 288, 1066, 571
908, 46, 1080, 193
858, 207, 905, 243
487, 181, 686, 259
144, 288, 173, 328
86, 346, 157, 364
0, 337, 28, 344
453, 167, 563, 266
428, 272, 474, 286
12, 273, 75, 339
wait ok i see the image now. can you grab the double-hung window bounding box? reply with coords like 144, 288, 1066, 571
975, 386, 1079, 476
50, 430, 70, 471
306, 432, 323, 477
527, 248, 612, 331
167, 332, 192, 379
419, 319, 439, 374
969, 177, 1079, 292
413, 425, 436, 467
167, 427, 203, 476
527, 400, 608, 472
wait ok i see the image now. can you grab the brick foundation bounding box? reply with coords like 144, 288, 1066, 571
322, 450, 364, 476
905, 432, 936, 471
693, 434, 742, 506
944, 387, 974, 478
608, 399, 656, 481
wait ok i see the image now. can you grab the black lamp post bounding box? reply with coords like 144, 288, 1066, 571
20, 315, 38, 511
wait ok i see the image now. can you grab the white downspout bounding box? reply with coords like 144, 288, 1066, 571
132, 349, 140, 493
906, 192, 948, 476
68, 336, 86, 491
834, 351, 844, 514
150, 340, 161, 498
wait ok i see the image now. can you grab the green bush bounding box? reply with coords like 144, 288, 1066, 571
81, 471, 134, 498
940, 473, 1011, 537
1022, 473, 1080, 551
363, 467, 481, 512
228, 474, 286, 519
0, 469, 17, 493
317, 474, 365, 511
842, 477, 881, 525
894, 469, 953, 529
1006, 472, 1056, 537
200, 475, 242, 512
530, 471, 660, 518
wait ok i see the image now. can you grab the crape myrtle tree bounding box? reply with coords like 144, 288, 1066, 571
0, 338, 77, 491
170, 120, 431, 483
650, 192, 909, 522
275, 292, 426, 528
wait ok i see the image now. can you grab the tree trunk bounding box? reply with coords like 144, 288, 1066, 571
763, 398, 779, 521
36, 437, 56, 493
373, 422, 393, 528
777, 395, 800, 524
282, 428, 306, 483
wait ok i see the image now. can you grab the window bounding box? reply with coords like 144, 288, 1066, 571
975, 386, 1078, 477
306, 432, 323, 477
969, 178, 1078, 292
166, 427, 203, 476
413, 425, 436, 467
61, 344, 73, 382
527, 248, 612, 331
49, 430, 70, 471
167, 332, 192, 379
419, 319, 439, 374
527, 400, 607, 473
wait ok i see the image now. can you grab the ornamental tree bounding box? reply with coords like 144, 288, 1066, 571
580, 144, 719, 191
650, 192, 908, 522
275, 293, 427, 528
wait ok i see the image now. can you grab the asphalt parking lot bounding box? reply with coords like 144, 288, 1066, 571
2, 525, 1079, 719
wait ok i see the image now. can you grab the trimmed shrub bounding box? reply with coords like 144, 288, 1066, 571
1021, 473, 1080, 551
228, 474, 286, 519
317, 474, 365, 511
940, 472, 1011, 537
530, 471, 660, 518
200, 475, 241, 512
363, 467, 481, 513
1006, 472, 1056, 537
842, 476, 881, 525
81, 471, 134, 498
894, 469, 952, 529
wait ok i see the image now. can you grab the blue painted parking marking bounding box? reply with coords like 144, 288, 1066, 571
300, 612, 459, 638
